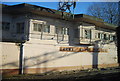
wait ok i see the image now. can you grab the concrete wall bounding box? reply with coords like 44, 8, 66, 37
23, 38, 118, 74
0, 42, 20, 75
23, 18, 118, 74
1, 39, 118, 75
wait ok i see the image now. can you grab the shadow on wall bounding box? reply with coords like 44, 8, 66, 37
92, 39, 116, 68
1, 51, 78, 75
92, 40, 99, 69
1, 39, 117, 75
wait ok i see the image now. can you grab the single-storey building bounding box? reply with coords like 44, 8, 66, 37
1, 3, 119, 75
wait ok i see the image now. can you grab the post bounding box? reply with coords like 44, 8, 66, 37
19, 42, 24, 74
57, 32, 59, 43
90, 29, 92, 44
41, 23, 44, 40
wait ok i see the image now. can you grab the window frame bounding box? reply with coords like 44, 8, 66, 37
44, 25, 50, 33
55, 26, 69, 35
84, 29, 91, 39
33, 23, 42, 32
2, 22, 10, 31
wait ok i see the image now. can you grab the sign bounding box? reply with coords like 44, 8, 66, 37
60, 47, 107, 52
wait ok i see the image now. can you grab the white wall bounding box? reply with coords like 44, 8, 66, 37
1, 42, 20, 69
23, 38, 118, 73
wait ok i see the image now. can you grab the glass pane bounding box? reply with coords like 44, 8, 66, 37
48, 25, 50, 33
44, 25, 50, 33
85, 30, 91, 39
104, 34, 106, 40
38, 24, 42, 32
98, 33, 101, 38
64, 28, 68, 35
61, 27, 64, 34
33, 23, 38, 31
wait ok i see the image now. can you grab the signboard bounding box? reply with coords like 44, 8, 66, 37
60, 47, 107, 52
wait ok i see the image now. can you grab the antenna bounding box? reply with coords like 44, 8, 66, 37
58, 0, 77, 19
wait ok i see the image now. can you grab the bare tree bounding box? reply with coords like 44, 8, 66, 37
87, 2, 119, 26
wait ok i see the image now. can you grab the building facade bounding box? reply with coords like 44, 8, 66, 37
1, 3, 118, 75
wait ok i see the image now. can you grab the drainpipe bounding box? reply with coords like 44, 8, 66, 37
19, 34, 26, 74
19, 42, 24, 74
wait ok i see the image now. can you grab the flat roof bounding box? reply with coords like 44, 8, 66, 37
2, 3, 117, 30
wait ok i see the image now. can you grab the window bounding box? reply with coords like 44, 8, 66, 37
44, 25, 50, 33
85, 29, 91, 39
113, 36, 116, 41
98, 33, 104, 39
33, 23, 42, 32
98, 33, 115, 40
55, 27, 63, 34
98, 33, 103, 39
33, 23, 50, 33
108, 34, 113, 41
103, 34, 107, 40
108, 34, 111, 40
16, 23, 24, 34
63, 28, 69, 35
109, 35, 115, 41
98, 33, 101, 39
55, 27, 69, 35
2, 22, 10, 31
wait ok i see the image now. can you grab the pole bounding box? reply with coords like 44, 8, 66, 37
72, 7, 75, 19
19, 42, 24, 74
41, 23, 44, 40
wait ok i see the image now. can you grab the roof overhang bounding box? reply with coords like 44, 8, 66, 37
2, 3, 117, 30
74, 14, 117, 30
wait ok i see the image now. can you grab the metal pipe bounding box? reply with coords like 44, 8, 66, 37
19, 42, 24, 74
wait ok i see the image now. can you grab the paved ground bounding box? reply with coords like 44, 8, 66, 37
2, 66, 120, 81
